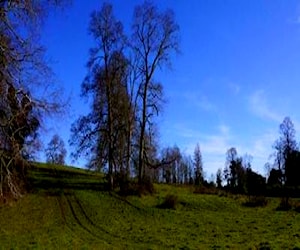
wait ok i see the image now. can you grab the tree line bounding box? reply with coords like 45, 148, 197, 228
45, 115, 300, 200
217, 117, 300, 202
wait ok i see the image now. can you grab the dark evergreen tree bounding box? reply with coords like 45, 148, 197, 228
246, 168, 266, 196
216, 168, 222, 188
193, 143, 203, 185
224, 148, 248, 193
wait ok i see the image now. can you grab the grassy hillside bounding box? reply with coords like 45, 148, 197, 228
0, 164, 300, 249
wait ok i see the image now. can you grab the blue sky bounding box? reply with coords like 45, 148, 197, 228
41, 0, 300, 176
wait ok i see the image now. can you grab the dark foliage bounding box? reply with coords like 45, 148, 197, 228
117, 182, 141, 197
223, 148, 248, 194
293, 201, 300, 213
276, 197, 292, 211
194, 185, 218, 195
266, 184, 284, 197
193, 143, 204, 186
157, 194, 178, 209
267, 168, 282, 187
139, 176, 155, 195
243, 196, 268, 207
216, 168, 222, 188
246, 168, 266, 196
117, 175, 155, 197
285, 150, 300, 187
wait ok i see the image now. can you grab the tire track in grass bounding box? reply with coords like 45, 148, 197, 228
54, 192, 100, 240
72, 193, 120, 239
73, 191, 159, 246
65, 194, 102, 240
64, 191, 124, 244
57, 190, 151, 247
56, 196, 66, 224
109, 192, 143, 212
55, 194, 91, 246
55, 193, 114, 247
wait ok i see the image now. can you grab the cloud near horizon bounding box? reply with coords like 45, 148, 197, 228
172, 120, 281, 176
248, 89, 283, 123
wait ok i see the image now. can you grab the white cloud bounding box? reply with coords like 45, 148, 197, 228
172, 123, 203, 139
288, 15, 300, 24
228, 82, 241, 95
172, 121, 279, 175
183, 91, 217, 112
173, 123, 232, 173
248, 89, 283, 123
237, 129, 278, 173
218, 124, 230, 135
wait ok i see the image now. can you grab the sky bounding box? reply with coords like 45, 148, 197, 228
40, 0, 300, 177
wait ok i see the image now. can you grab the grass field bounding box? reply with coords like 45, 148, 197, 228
0, 163, 300, 249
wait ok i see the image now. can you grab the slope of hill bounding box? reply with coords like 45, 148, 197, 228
0, 163, 300, 249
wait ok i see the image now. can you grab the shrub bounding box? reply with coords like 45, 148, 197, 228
194, 186, 218, 195
158, 194, 178, 209
218, 191, 230, 197
243, 196, 268, 207
276, 197, 292, 211
117, 176, 155, 197
118, 181, 140, 197
140, 176, 155, 195
293, 201, 300, 213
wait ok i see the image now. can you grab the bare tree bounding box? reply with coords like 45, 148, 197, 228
0, 85, 40, 198
159, 145, 182, 184
45, 134, 67, 165
273, 117, 298, 184
131, 1, 179, 185
69, 3, 128, 190
0, 1, 67, 199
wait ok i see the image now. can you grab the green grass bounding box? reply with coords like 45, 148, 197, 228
0, 164, 300, 249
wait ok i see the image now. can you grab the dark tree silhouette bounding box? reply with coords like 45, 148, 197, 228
224, 148, 249, 194
273, 117, 298, 184
193, 143, 203, 185
216, 168, 222, 188
246, 168, 266, 196
267, 168, 282, 187
285, 150, 300, 187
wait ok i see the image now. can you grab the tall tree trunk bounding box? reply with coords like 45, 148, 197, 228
126, 127, 132, 180
138, 81, 148, 185
106, 64, 114, 190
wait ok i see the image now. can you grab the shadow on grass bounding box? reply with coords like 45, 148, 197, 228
109, 192, 143, 212
27, 166, 109, 195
